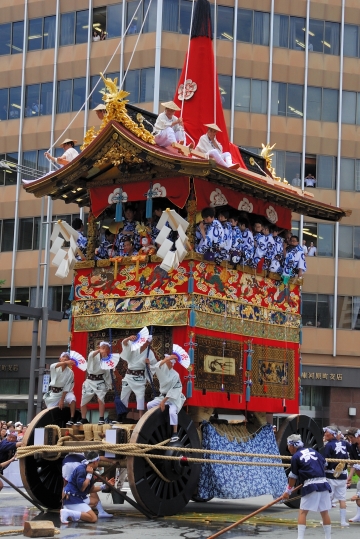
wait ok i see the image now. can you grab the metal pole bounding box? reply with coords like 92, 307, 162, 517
36, 307, 48, 414
266, 0, 274, 145
0, 473, 45, 512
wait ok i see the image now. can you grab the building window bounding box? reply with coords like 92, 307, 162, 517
126, 0, 157, 35
72, 78, 86, 111
12, 21, 24, 54
57, 78, 86, 113
0, 288, 11, 321
317, 223, 334, 257
339, 226, 353, 259
89, 72, 120, 109
235, 78, 267, 114
0, 89, 8, 121
342, 91, 360, 125
44, 16, 56, 49
14, 287, 30, 320
28, 18, 43, 51
25, 84, 40, 117
159, 67, 181, 103
1, 220, 15, 251
0, 23, 12, 55
123, 68, 155, 104
274, 15, 306, 50
218, 75, 231, 110
76, 10, 89, 44
308, 19, 340, 55
9, 87, 21, 119
107, 4, 123, 39
0, 21, 25, 55
337, 296, 353, 329
271, 82, 303, 118
302, 293, 333, 328
0, 153, 18, 186
237, 8, 253, 43
307, 87, 338, 122
237, 9, 269, 46
344, 24, 359, 58
60, 12, 75, 46
210, 5, 234, 41
317, 155, 336, 189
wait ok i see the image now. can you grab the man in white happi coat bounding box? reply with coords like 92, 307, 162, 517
119, 334, 157, 419
146, 355, 186, 443
44, 138, 79, 167
77, 342, 112, 426
196, 123, 236, 168
153, 101, 185, 148
43, 352, 76, 426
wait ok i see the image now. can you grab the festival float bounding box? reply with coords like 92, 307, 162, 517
18, 0, 348, 517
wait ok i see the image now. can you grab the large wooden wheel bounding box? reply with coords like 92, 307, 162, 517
128, 407, 201, 516
276, 414, 323, 509
20, 407, 80, 509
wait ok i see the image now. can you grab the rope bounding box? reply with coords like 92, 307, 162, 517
17, 440, 360, 466
48, 0, 145, 153
0, 532, 60, 537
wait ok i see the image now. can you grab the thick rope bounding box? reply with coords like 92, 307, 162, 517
0, 531, 60, 537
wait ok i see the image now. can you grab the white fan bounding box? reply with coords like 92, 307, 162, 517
172, 344, 190, 369
130, 327, 150, 351
100, 353, 121, 371
68, 350, 87, 371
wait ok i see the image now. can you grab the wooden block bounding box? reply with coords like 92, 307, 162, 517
190, 149, 205, 159
23, 521, 55, 538
171, 142, 191, 156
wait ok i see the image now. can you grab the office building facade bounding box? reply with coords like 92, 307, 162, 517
0, 0, 360, 426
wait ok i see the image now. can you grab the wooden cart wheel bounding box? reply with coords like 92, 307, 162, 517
276, 414, 323, 509
20, 407, 79, 509
128, 407, 201, 516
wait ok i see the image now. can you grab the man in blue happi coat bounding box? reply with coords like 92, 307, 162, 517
283, 434, 331, 539
323, 425, 349, 526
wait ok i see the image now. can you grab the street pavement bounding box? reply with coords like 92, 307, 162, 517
1, 485, 360, 538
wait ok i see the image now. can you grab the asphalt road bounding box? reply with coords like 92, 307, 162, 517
1, 486, 360, 538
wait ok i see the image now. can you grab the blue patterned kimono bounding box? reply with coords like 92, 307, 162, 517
195, 219, 225, 262
269, 236, 284, 274
220, 221, 233, 261
282, 245, 307, 277
76, 231, 87, 260
115, 219, 140, 255
240, 228, 254, 266
253, 234, 275, 270
96, 239, 117, 259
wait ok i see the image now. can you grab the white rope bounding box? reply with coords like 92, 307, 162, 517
213, 0, 217, 123
180, 0, 196, 118
47, 0, 145, 153
120, 0, 153, 90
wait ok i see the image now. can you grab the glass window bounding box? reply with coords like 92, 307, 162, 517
179, 0, 192, 35
354, 227, 360, 260
18, 217, 34, 250
302, 293, 316, 327
285, 152, 301, 183
344, 24, 358, 58
356, 93, 360, 125
317, 295, 333, 328
124, 70, 140, 103
57, 80, 73, 113
14, 287, 30, 319
289, 17, 306, 51
60, 12, 75, 46
126, 0, 145, 35
303, 221, 317, 249
271, 81, 287, 116
28, 18, 43, 51
0, 288, 11, 320
72, 77, 86, 111
340, 157, 355, 191
139, 68, 155, 102
12, 21, 24, 54
251, 80, 267, 115
33, 216, 46, 250
40, 82, 53, 116
273, 14, 288, 48
163, 0, 178, 32
307, 86, 321, 121
9, 87, 21, 119
337, 296, 352, 329
356, 161, 360, 192
76, 10, 89, 44
308, 19, 324, 53
89, 74, 103, 109
322, 88, 338, 122
44, 16, 56, 49
253, 11, 269, 46
107, 4, 123, 39
159, 67, 179, 102
317, 155, 336, 189
0, 23, 11, 55
24, 84, 40, 118
342, 90, 356, 124
287, 84, 303, 118
0, 379, 19, 394
291, 220, 300, 236
216, 6, 234, 41
92, 7, 106, 41
1, 220, 15, 251
237, 9, 253, 43
339, 226, 353, 258
143, 0, 157, 33
20, 379, 29, 394
22, 151, 37, 181
324, 21, 340, 56
0, 89, 8, 121
4, 153, 18, 186
235, 77, 250, 112
318, 223, 334, 257
218, 75, 231, 110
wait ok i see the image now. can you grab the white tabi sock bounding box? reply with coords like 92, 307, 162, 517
69, 509, 81, 521
340, 508, 349, 526
96, 500, 113, 517
322, 524, 331, 539
349, 504, 360, 522
297, 524, 306, 539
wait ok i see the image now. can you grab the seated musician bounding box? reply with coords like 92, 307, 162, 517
195, 207, 225, 263
95, 229, 116, 259
282, 235, 307, 283
195, 124, 237, 168
153, 101, 185, 148
123, 238, 138, 257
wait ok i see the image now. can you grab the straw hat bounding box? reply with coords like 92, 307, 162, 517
60, 138, 78, 146
204, 123, 222, 132
94, 103, 106, 111
161, 101, 180, 111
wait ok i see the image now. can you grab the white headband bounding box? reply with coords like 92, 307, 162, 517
323, 427, 337, 436
82, 456, 100, 464
99, 341, 110, 347
355, 430, 360, 438
287, 436, 304, 448
60, 352, 70, 358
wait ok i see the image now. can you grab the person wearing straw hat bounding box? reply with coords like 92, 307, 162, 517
153, 101, 185, 148
94, 103, 106, 121
43, 352, 77, 426
283, 434, 332, 539
44, 138, 79, 167
323, 425, 349, 527
195, 124, 237, 168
